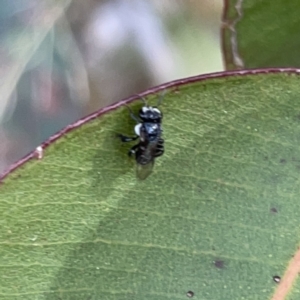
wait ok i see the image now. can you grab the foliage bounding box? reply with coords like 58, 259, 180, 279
2, 72, 300, 299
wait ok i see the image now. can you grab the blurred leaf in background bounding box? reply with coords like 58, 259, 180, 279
222, 0, 300, 70
0, 0, 223, 174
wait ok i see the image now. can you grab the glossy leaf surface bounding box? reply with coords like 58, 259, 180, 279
1, 71, 300, 299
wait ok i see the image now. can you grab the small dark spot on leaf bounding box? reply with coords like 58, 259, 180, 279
264, 156, 268, 161
214, 260, 224, 269
279, 158, 286, 164
212, 246, 216, 251
270, 207, 278, 213
186, 291, 194, 298
273, 275, 281, 283
295, 114, 300, 121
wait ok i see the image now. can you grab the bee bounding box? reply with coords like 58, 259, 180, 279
117, 93, 165, 180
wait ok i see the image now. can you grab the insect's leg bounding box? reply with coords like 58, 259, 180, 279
117, 134, 139, 143
128, 144, 139, 156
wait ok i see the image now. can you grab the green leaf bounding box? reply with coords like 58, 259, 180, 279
1, 70, 300, 299
222, 0, 300, 69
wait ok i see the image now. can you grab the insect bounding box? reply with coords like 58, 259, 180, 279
117, 93, 165, 180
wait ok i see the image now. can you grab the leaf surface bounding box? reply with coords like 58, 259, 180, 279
1, 70, 300, 299
222, 0, 300, 69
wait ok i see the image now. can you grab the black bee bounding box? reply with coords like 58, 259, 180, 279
118, 94, 164, 180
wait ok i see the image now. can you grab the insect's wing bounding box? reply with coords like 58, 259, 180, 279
135, 129, 158, 180
136, 159, 155, 180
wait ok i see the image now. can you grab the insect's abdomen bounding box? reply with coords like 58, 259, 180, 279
135, 140, 157, 165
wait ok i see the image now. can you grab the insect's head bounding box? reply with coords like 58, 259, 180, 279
138, 92, 165, 123
139, 106, 162, 123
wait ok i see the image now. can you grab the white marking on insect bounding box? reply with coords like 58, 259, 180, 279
134, 123, 142, 136
142, 106, 149, 113
34, 146, 43, 159
152, 108, 161, 114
